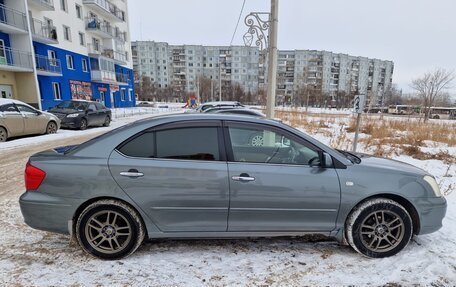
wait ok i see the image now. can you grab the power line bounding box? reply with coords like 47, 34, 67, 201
230, 0, 246, 46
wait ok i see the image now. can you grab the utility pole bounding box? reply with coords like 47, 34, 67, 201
265, 0, 278, 119
219, 58, 222, 102
211, 80, 214, 102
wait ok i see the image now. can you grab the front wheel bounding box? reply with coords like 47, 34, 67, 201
346, 198, 413, 258
46, 121, 58, 134
76, 200, 145, 260
79, 118, 88, 130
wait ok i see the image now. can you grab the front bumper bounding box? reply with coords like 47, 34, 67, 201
59, 117, 82, 129
412, 196, 447, 235
19, 191, 81, 234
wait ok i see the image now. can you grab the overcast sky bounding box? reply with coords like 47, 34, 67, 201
128, 0, 456, 94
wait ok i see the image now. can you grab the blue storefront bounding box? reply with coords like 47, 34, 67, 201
34, 42, 135, 110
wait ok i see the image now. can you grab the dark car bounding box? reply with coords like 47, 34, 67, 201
19, 114, 446, 260
48, 100, 111, 130
204, 107, 266, 117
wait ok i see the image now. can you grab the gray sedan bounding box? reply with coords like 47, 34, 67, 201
19, 114, 446, 259
0, 99, 60, 142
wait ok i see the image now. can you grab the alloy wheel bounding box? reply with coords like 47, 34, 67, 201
84, 210, 132, 254
0, 127, 6, 142
46, 122, 57, 134
359, 210, 405, 253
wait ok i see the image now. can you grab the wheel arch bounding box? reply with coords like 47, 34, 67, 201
346, 193, 421, 236
72, 196, 148, 238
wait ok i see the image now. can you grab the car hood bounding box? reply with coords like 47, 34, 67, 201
48, 108, 83, 115
355, 153, 428, 176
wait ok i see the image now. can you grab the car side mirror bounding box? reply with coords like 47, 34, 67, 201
322, 152, 333, 168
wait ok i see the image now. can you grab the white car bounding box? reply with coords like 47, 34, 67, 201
0, 99, 60, 142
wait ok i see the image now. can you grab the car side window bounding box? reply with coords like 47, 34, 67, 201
228, 126, 320, 166
156, 127, 220, 161
118, 127, 220, 161
95, 103, 105, 110
16, 105, 37, 114
88, 104, 97, 111
118, 132, 155, 158
0, 104, 20, 113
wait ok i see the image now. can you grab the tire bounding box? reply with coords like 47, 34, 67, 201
103, 116, 111, 127
79, 118, 88, 130
346, 198, 413, 258
0, 127, 7, 142
46, 121, 58, 134
76, 199, 145, 260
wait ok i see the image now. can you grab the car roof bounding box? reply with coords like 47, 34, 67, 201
200, 101, 241, 106
0, 98, 26, 105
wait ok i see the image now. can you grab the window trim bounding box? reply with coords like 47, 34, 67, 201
66, 54, 74, 70
82, 58, 88, 72
52, 82, 62, 100
115, 120, 226, 162
223, 121, 323, 166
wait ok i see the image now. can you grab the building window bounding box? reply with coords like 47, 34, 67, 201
60, 0, 67, 12
128, 89, 133, 101
75, 4, 82, 19
52, 83, 61, 100
48, 50, 57, 66
82, 59, 88, 72
66, 55, 74, 70
63, 25, 71, 41
121, 89, 126, 101
92, 38, 100, 51
78, 32, 85, 46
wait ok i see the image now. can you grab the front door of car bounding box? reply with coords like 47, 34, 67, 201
16, 104, 47, 134
108, 121, 230, 232
225, 122, 341, 232
0, 104, 24, 137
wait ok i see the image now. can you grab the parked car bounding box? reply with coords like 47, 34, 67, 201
48, 100, 111, 130
20, 114, 446, 259
186, 101, 244, 113
0, 98, 60, 142
204, 106, 266, 117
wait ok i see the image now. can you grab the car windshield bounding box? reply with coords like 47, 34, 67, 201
55, 101, 88, 111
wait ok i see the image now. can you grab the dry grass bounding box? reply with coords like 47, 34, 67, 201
275, 110, 456, 164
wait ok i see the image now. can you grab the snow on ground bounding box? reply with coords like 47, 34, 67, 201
0, 107, 454, 286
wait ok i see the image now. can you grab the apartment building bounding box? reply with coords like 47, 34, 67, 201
132, 41, 260, 97
274, 50, 394, 106
0, 0, 134, 110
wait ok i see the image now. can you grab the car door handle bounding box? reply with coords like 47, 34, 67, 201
231, 174, 255, 182
120, 169, 144, 178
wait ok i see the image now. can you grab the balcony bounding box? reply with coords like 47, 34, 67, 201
82, 0, 125, 22
31, 18, 58, 44
88, 44, 127, 65
85, 18, 114, 39
35, 55, 62, 76
0, 4, 28, 34
114, 28, 126, 43
0, 47, 33, 72
116, 72, 129, 85
91, 69, 117, 84
27, 0, 55, 11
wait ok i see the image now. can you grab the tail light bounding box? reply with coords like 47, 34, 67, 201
24, 162, 46, 190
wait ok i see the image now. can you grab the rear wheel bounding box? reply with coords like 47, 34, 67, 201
46, 121, 58, 134
103, 116, 111, 127
76, 200, 145, 260
346, 198, 413, 258
79, 118, 88, 130
0, 127, 7, 142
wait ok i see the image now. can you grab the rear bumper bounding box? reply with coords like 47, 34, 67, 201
19, 191, 81, 234
412, 197, 447, 235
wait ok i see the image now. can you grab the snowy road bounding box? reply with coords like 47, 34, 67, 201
0, 112, 454, 286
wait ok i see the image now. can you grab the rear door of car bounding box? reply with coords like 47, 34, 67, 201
86, 103, 100, 126
0, 103, 24, 136
16, 104, 47, 134
95, 103, 108, 124
108, 120, 230, 232
224, 121, 341, 232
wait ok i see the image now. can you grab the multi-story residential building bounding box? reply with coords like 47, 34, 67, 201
274, 50, 394, 106
0, 0, 134, 110
132, 41, 393, 106
132, 41, 260, 98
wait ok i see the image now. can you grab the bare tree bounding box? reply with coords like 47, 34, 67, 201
410, 68, 454, 121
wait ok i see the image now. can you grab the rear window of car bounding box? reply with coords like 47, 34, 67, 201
118, 127, 220, 161
95, 103, 105, 110
0, 104, 19, 113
